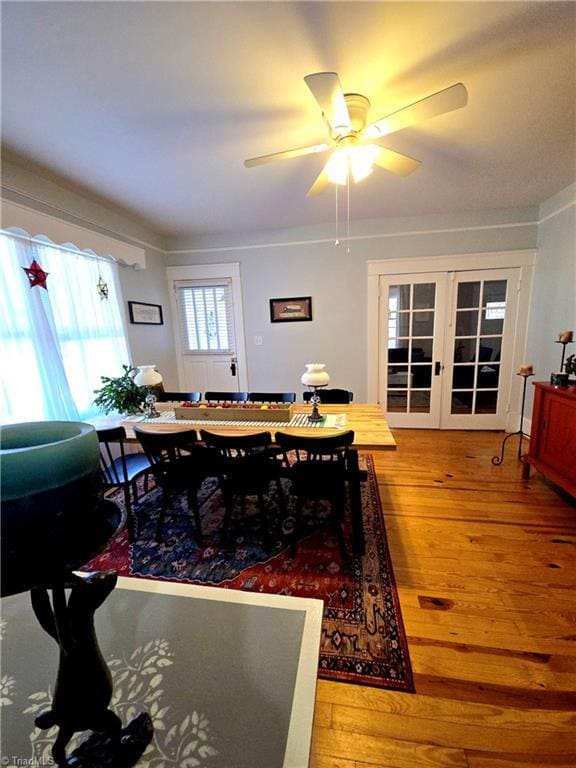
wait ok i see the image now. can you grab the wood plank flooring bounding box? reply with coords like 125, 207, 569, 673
310, 430, 576, 768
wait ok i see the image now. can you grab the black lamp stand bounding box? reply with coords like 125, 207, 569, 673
307, 385, 327, 422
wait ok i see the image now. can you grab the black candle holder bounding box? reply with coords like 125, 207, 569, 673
492, 372, 534, 465
556, 339, 574, 372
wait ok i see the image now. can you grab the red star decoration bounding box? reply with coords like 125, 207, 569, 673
23, 259, 49, 290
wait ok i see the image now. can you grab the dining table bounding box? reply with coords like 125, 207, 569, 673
112, 403, 396, 450
90, 403, 396, 555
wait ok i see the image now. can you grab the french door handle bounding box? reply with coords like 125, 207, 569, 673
230, 356, 237, 377
434, 361, 443, 376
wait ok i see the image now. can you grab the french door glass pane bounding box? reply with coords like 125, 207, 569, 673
456, 310, 478, 336
390, 284, 411, 310
410, 391, 430, 412
476, 392, 499, 413
395, 314, 410, 337
455, 338, 476, 362
387, 391, 407, 412
480, 313, 504, 336
453, 365, 474, 389
412, 339, 433, 360
477, 364, 500, 389
480, 336, 501, 361
388, 364, 409, 387
482, 280, 507, 305
457, 281, 481, 308
412, 311, 434, 337
451, 392, 473, 414
413, 283, 436, 309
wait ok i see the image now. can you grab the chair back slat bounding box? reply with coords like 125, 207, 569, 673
274, 430, 355, 466
200, 429, 272, 458
133, 427, 198, 465
204, 391, 249, 402
249, 392, 296, 403
97, 426, 130, 484
158, 391, 201, 402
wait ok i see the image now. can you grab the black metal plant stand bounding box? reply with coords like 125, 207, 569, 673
556, 339, 572, 372
492, 372, 534, 465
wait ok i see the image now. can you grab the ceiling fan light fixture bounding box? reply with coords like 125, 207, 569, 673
350, 144, 380, 183
325, 149, 350, 186
325, 143, 380, 186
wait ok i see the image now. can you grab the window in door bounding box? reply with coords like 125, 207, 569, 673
176, 281, 234, 354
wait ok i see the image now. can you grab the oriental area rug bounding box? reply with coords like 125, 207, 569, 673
87, 454, 414, 692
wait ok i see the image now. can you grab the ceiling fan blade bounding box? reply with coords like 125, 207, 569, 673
306, 165, 331, 197
364, 82, 468, 139
304, 72, 351, 134
244, 142, 329, 168
372, 145, 421, 176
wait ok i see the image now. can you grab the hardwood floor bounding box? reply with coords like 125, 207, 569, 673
310, 430, 576, 768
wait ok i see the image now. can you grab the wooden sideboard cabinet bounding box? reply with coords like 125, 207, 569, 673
522, 382, 576, 497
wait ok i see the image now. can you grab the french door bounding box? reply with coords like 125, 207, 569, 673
379, 268, 521, 429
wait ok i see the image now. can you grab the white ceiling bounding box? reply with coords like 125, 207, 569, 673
2, 1, 575, 239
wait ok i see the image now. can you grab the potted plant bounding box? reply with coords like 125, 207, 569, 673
93, 365, 145, 415
565, 354, 576, 383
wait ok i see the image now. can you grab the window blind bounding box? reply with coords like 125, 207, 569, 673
175, 279, 234, 353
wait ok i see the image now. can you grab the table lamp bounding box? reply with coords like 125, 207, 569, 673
134, 365, 163, 418
301, 363, 330, 422
0, 421, 153, 764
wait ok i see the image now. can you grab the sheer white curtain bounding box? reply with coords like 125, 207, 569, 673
0, 232, 130, 424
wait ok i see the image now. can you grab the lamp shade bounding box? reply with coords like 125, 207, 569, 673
0, 422, 121, 596
301, 363, 330, 387
134, 365, 163, 387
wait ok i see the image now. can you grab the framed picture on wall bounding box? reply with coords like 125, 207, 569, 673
128, 301, 164, 325
269, 296, 312, 323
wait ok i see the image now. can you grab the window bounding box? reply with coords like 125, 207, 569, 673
175, 280, 234, 354
0, 232, 130, 423
485, 301, 506, 320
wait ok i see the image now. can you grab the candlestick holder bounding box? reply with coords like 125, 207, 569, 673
492, 372, 534, 465
556, 339, 574, 372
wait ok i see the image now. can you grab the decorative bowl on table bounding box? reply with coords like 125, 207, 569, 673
1, 421, 123, 596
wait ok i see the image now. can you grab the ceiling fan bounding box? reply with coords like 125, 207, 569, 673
244, 72, 468, 197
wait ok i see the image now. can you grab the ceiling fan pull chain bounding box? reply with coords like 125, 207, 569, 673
346, 170, 351, 254
335, 184, 339, 246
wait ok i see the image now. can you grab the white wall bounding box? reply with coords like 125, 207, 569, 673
5, 152, 574, 409
1, 155, 180, 386
525, 182, 576, 415
166, 207, 538, 400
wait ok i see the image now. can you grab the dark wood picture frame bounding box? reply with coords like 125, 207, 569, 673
269, 296, 313, 323
128, 301, 164, 325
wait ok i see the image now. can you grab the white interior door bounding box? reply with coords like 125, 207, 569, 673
379, 267, 522, 429
167, 264, 248, 395
440, 269, 520, 429
379, 274, 448, 427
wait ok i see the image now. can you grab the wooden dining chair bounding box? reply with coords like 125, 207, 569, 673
249, 392, 296, 403
96, 427, 153, 539
204, 391, 249, 402
158, 391, 201, 402
274, 430, 355, 559
199, 429, 286, 550
302, 388, 354, 404
133, 427, 214, 545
